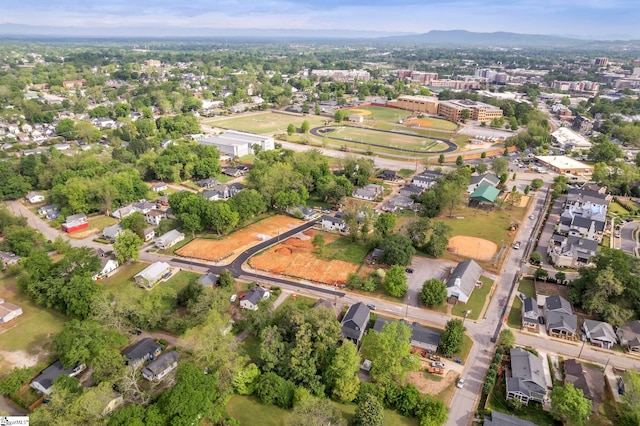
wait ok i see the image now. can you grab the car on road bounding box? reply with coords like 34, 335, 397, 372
513, 242, 521, 250
230, 294, 237, 302
431, 362, 445, 368
529, 214, 535, 220
456, 377, 465, 388
405, 268, 414, 274
367, 304, 376, 311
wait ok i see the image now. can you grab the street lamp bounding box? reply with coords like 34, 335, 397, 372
463, 310, 472, 323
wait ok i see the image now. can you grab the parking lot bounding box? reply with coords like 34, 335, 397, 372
404, 257, 457, 307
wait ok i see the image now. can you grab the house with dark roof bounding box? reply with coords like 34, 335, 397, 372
142, 351, 179, 381
287, 205, 316, 220
521, 297, 538, 330
411, 171, 442, 189
467, 173, 500, 194
240, 286, 270, 311
558, 214, 606, 243
398, 184, 424, 198
445, 259, 483, 304
321, 215, 347, 232
122, 338, 162, 368
543, 295, 578, 340
378, 169, 398, 181
341, 302, 370, 345
617, 320, 640, 352
506, 347, 548, 405
30, 360, 86, 395
583, 319, 616, 349
483, 411, 537, 426
373, 317, 440, 352
198, 177, 218, 188
547, 234, 598, 268
197, 272, 218, 287
564, 359, 603, 412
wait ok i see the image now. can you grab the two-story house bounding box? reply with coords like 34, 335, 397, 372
506, 348, 548, 405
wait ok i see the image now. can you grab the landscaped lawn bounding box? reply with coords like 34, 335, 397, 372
0, 277, 67, 373
452, 276, 494, 320
226, 395, 419, 426
100, 263, 198, 311
239, 334, 261, 363
507, 280, 535, 328
608, 201, 629, 216
276, 295, 318, 311
489, 377, 558, 426
323, 237, 371, 264
87, 214, 118, 231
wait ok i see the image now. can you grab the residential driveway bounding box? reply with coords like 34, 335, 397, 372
620, 221, 639, 256
535, 194, 564, 268
404, 257, 457, 308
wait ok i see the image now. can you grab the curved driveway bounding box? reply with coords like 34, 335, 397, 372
310, 125, 458, 154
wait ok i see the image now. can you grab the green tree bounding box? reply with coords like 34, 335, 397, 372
524, 185, 530, 195
227, 189, 267, 224
530, 252, 542, 265
497, 328, 515, 347
550, 383, 592, 426
381, 234, 416, 266
218, 269, 235, 288
113, 230, 143, 264
353, 394, 384, 426
491, 157, 509, 176
481, 152, 487, 159
438, 154, 445, 164
439, 319, 465, 356
384, 265, 408, 297
531, 178, 543, 190
206, 201, 239, 235
55, 118, 76, 140
286, 396, 347, 426
54, 319, 127, 368
361, 321, 418, 385
534, 267, 548, 282
439, 180, 465, 218
555, 271, 566, 284
326, 341, 360, 402
420, 278, 447, 307
455, 156, 463, 166
287, 123, 295, 136
301, 120, 311, 133
232, 363, 260, 395
460, 109, 471, 122
619, 370, 640, 425
312, 233, 325, 254
374, 213, 396, 239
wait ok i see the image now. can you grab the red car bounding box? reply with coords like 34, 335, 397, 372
239, 293, 247, 300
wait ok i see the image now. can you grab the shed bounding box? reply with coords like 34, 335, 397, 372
470, 185, 500, 203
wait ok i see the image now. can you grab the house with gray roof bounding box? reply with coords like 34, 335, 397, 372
102, 223, 123, 242
467, 173, 500, 194
558, 213, 605, 243
506, 347, 548, 405
521, 297, 538, 330
122, 338, 162, 368
483, 411, 537, 426
240, 286, 270, 311
583, 319, 616, 350
341, 302, 370, 345
134, 261, 171, 289
445, 259, 483, 304
287, 205, 316, 220
564, 359, 603, 412
617, 320, 640, 352
321, 215, 347, 232
411, 171, 442, 189
543, 295, 578, 340
30, 360, 86, 395
155, 229, 185, 250
373, 317, 440, 352
399, 184, 424, 198
547, 235, 598, 268
142, 351, 179, 381
352, 188, 378, 201
197, 272, 218, 287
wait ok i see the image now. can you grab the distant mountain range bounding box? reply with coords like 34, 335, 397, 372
0, 24, 637, 47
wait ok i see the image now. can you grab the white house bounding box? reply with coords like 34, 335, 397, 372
134, 262, 172, 289
151, 182, 168, 193
145, 210, 166, 226
25, 191, 45, 204
240, 286, 270, 310
0, 298, 23, 323
445, 259, 483, 304
92, 254, 120, 280
155, 230, 185, 250
321, 215, 347, 232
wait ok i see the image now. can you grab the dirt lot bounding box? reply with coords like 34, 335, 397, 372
447, 235, 497, 261
535, 281, 569, 299
249, 230, 360, 285
407, 368, 457, 395
177, 215, 304, 262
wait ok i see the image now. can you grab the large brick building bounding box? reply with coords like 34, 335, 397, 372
388, 95, 439, 115
437, 99, 503, 123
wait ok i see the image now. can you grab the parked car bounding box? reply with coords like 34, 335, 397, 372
529, 214, 535, 220
230, 294, 237, 302
513, 242, 521, 250
538, 316, 545, 325
367, 304, 376, 311
456, 377, 466, 388
518, 293, 525, 300
431, 362, 445, 368
405, 268, 414, 274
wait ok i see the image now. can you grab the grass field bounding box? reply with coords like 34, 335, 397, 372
205, 112, 326, 134
437, 205, 526, 247
507, 280, 535, 328
323, 237, 371, 264
452, 276, 494, 320
0, 277, 67, 373
276, 295, 318, 311
87, 215, 118, 231
227, 395, 419, 426
321, 126, 450, 153
345, 105, 412, 122
100, 263, 197, 311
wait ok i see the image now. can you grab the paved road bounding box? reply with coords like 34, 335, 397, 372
619, 221, 638, 255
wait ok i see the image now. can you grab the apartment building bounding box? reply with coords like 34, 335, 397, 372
437, 99, 503, 123
389, 95, 439, 114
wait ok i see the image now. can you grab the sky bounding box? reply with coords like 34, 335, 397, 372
1, 0, 639, 39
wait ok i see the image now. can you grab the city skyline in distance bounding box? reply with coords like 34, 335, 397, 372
0, 0, 638, 40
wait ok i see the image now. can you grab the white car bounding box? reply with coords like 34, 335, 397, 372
513, 242, 521, 250
230, 294, 237, 302
431, 362, 445, 368
457, 377, 466, 388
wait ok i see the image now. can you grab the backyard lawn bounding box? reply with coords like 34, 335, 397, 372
452, 276, 494, 320
87, 214, 118, 231
507, 280, 536, 328
276, 295, 318, 311
489, 377, 558, 426
0, 277, 67, 373
226, 395, 419, 426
